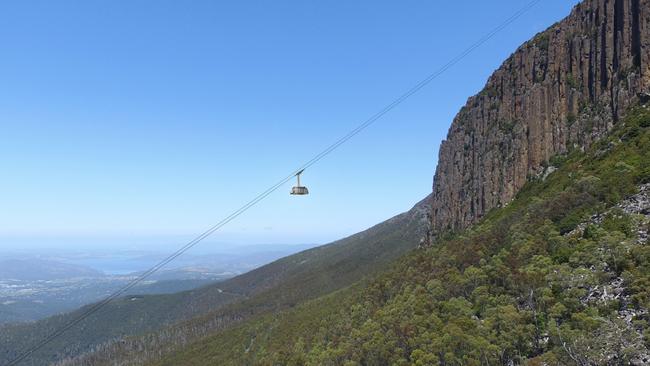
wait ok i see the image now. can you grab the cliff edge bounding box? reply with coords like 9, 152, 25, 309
433, 0, 650, 231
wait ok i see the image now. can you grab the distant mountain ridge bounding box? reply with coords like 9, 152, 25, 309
432, 0, 650, 232
0, 259, 103, 280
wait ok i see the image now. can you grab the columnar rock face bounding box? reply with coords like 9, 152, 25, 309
432, 0, 650, 232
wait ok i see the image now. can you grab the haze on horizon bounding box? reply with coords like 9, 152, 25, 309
0, 0, 580, 251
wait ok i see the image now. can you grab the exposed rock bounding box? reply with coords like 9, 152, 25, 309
432, 0, 650, 232
617, 182, 650, 215
538, 165, 558, 181
618, 183, 650, 244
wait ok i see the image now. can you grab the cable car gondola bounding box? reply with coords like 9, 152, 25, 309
290, 170, 309, 195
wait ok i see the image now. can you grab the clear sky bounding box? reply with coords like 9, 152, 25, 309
0, 0, 580, 251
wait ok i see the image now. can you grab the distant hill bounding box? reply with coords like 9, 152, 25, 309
0, 259, 103, 280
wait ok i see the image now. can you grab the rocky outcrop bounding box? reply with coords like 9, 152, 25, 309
432, 0, 650, 232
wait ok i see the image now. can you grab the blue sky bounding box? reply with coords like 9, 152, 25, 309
0, 0, 580, 250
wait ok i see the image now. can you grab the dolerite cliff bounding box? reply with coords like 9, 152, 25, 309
432, 0, 650, 232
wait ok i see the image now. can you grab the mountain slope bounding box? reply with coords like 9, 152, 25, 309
152, 105, 650, 366
2, 197, 429, 366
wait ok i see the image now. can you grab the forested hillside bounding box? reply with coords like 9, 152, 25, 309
154, 105, 650, 365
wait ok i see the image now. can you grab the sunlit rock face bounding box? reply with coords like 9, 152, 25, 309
432, 0, 650, 232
